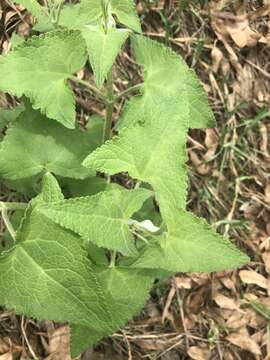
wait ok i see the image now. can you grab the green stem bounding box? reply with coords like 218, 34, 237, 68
0, 202, 28, 211
134, 180, 141, 189
53, 0, 64, 27
68, 76, 105, 101
102, 69, 114, 143
131, 229, 149, 244
101, 0, 110, 33
116, 83, 143, 100
1, 208, 16, 241
101, 0, 116, 266
0, 201, 27, 240
109, 251, 117, 267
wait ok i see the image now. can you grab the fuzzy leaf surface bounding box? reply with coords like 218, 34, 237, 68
132, 209, 249, 272
40, 173, 64, 203
0, 174, 153, 357
59, 0, 140, 32
84, 106, 188, 224
82, 26, 129, 87
0, 31, 86, 128
70, 266, 153, 357
119, 35, 215, 130
0, 106, 102, 181
38, 187, 151, 256
110, 0, 141, 32
0, 106, 24, 129
0, 175, 110, 334
59, 0, 102, 29
61, 177, 108, 198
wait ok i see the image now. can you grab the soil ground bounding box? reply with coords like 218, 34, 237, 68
0, 0, 270, 359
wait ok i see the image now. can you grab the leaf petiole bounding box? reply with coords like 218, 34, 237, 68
68, 76, 106, 102
0, 202, 28, 211
1, 208, 16, 241
115, 83, 143, 100
0, 202, 27, 241
109, 250, 117, 267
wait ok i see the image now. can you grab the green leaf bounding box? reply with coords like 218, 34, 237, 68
110, 0, 141, 32
86, 242, 109, 265
82, 25, 129, 87
133, 195, 162, 228
0, 178, 109, 333
248, 300, 270, 321
40, 173, 64, 203
61, 177, 108, 198
10, 33, 25, 49
0, 105, 103, 181
11, 0, 49, 24
0, 175, 153, 358
59, 0, 102, 29
0, 105, 24, 129
11, 0, 52, 32
33, 16, 54, 32
38, 187, 151, 256
70, 266, 153, 357
1, 211, 24, 254
3, 176, 41, 198
0, 31, 87, 128
118, 34, 215, 130
132, 209, 249, 272
84, 105, 189, 225
59, 0, 140, 32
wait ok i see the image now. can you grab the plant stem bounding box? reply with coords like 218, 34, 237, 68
0, 202, 28, 211
1, 208, 16, 241
116, 83, 143, 100
102, 69, 114, 143
53, 0, 64, 27
109, 251, 117, 267
0, 201, 27, 240
101, 0, 110, 33
68, 76, 105, 101
134, 181, 141, 189
101, 0, 116, 267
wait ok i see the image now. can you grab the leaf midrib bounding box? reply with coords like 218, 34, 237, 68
16, 241, 110, 329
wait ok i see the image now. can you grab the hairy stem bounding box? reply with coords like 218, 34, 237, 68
69, 76, 105, 101
101, 0, 110, 33
101, 0, 117, 266
1, 208, 16, 241
0, 201, 27, 240
109, 250, 117, 267
0, 202, 28, 211
51, 0, 65, 27
102, 69, 114, 143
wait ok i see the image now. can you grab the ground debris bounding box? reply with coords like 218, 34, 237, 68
1, 0, 270, 359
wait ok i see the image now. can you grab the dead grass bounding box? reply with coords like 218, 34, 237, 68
0, 0, 270, 359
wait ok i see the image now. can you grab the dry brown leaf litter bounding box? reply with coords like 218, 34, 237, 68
0, 0, 270, 359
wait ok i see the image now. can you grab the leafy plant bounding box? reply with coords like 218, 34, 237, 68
0, 0, 249, 357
